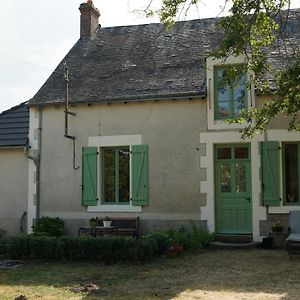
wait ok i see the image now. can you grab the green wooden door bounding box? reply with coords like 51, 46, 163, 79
215, 145, 252, 234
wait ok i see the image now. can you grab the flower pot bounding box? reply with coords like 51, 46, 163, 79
103, 220, 112, 228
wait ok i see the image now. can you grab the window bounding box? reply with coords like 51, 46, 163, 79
283, 143, 299, 204
214, 66, 247, 120
102, 146, 130, 204
82, 144, 148, 207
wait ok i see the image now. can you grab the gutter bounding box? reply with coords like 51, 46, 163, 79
27, 92, 207, 108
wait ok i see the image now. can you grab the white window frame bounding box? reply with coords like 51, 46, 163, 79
87, 135, 142, 213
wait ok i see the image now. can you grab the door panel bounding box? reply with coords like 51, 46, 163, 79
215, 145, 252, 234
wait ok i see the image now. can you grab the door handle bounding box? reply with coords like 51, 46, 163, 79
245, 197, 251, 203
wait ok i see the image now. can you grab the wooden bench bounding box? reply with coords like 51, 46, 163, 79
97, 217, 139, 239
78, 217, 139, 238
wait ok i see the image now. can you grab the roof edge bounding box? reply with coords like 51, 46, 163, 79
27, 92, 206, 107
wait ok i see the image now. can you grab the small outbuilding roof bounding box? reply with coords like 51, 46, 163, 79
0, 103, 29, 147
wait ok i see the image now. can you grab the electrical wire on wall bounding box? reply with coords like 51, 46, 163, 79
64, 63, 79, 170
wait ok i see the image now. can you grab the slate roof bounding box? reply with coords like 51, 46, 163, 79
29, 17, 221, 106
29, 9, 300, 106
0, 103, 29, 147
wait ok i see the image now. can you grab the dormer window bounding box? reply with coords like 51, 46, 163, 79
215, 66, 247, 120
206, 56, 254, 130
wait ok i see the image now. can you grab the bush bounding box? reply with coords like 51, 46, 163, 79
0, 228, 6, 239
2, 226, 214, 262
188, 226, 215, 249
5, 235, 31, 260
135, 237, 158, 261
143, 227, 214, 256
33, 217, 64, 237
3, 235, 139, 263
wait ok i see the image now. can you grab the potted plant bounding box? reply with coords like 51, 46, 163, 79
272, 220, 283, 233
103, 216, 112, 228
89, 217, 97, 228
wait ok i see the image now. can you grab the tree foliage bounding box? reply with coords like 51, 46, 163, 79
145, 0, 300, 138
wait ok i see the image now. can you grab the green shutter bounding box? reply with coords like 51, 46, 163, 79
131, 144, 148, 206
82, 147, 98, 206
261, 141, 281, 206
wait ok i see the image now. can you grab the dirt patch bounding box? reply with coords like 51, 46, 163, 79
14, 296, 27, 300
70, 283, 108, 296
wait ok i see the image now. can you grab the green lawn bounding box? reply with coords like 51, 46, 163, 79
0, 249, 299, 299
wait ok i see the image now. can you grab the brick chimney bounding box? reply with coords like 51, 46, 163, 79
79, 0, 100, 38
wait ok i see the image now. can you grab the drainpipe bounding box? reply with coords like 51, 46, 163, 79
26, 107, 42, 223
36, 107, 42, 221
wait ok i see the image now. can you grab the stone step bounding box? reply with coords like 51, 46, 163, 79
210, 241, 257, 249
211, 234, 255, 249
215, 234, 253, 243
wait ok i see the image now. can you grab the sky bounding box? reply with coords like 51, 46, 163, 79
0, 0, 298, 112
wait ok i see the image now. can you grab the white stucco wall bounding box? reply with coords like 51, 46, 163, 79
0, 148, 28, 235
30, 99, 208, 233
27, 95, 298, 238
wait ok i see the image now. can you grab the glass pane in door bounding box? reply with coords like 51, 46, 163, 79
236, 163, 246, 193
220, 163, 231, 192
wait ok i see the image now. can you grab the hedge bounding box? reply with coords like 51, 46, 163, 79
3, 236, 140, 263
2, 227, 214, 262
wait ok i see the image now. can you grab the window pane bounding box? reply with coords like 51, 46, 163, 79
220, 163, 231, 192
233, 74, 246, 116
236, 163, 246, 193
103, 148, 115, 202
217, 101, 230, 118
284, 144, 299, 203
119, 147, 130, 202
217, 148, 231, 159
216, 68, 230, 118
235, 147, 249, 159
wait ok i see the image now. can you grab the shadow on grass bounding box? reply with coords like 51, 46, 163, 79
1, 249, 300, 299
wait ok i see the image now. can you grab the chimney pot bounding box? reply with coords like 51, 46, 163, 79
79, 1, 100, 38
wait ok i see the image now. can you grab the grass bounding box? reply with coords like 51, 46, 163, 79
0, 248, 300, 299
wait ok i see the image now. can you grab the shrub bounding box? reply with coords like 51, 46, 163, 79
0, 228, 6, 239
188, 226, 215, 249
143, 227, 214, 255
3, 235, 138, 263
33, 217, 64, 237
30, 236, 57, 259
5, 235, 31, 260
144, 228, 189, 255
135, 237, 158, 261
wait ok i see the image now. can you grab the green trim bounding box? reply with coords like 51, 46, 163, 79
82, 147, 98, 206
131, 144, 148, 206
261, 141, 281, 207
214, 66, 248, 120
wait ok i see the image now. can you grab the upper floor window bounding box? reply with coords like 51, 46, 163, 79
214, 66, 247, 120
207, 57, 254, 130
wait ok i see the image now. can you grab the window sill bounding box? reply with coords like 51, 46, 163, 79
269, 206, 300, 214
208, 119, 247, 131
87, 204, 142, 213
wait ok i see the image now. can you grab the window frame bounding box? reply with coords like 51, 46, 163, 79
214, 65, 248, 120
85, 135, 145, 213
206, 56, 254, 130
101, 146, 130, 205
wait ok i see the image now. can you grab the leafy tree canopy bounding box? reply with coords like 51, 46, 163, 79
145, 0, 300, 139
